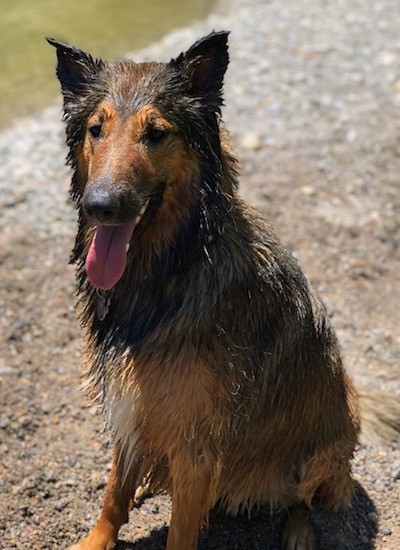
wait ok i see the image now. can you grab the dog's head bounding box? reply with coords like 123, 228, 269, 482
48, 32, 230, 290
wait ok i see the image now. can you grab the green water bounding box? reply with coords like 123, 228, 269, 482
0, 0, 214, 129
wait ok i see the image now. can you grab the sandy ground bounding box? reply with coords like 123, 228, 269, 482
1, 0, 399, 548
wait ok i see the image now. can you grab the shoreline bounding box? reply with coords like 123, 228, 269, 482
0, 0, 216, 131
0, 0, 230, 135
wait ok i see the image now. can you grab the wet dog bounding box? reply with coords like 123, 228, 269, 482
49, 32, 399, 549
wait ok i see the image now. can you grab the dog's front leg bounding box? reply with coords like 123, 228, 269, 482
70, 445, 136, 550
166, 452, 220, 550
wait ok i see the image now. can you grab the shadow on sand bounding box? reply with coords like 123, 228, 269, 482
115, 482, 377, 550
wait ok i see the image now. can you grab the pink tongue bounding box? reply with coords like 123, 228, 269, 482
86, 221, 136, 290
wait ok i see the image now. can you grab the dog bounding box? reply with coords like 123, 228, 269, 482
48, 31, 399, 550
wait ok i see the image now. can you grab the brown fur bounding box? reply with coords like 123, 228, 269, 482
48, 32, 399, 550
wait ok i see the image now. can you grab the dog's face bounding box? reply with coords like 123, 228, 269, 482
79, 99, 186, 225
48, 33, 229, 290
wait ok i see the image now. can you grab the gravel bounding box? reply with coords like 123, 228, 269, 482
1, 0, 399, 548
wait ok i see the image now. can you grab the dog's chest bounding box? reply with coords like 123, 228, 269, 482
105, 345, 224, 459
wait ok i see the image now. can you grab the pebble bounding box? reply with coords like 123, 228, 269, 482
0, 365, 15, 375
240, 133, 262, 151
300, 185, 315, 196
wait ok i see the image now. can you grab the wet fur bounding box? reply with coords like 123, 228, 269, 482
48, 32, 398, 549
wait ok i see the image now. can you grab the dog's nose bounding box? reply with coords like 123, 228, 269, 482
83, 188, 120, 224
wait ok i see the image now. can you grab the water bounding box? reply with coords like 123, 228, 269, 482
0, 0, 214, 129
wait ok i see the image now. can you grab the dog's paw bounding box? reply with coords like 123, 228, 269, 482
69, 531, 116, 550
69, 542, 115, 550
282, 507, 315, 550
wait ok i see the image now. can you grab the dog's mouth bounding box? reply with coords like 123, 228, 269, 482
85, 190, 161, 291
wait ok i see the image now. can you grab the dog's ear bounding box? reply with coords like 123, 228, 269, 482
170, 31, 230, 108
46, 38, 102, 97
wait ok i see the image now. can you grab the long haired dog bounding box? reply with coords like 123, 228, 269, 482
48, 32, 399, 550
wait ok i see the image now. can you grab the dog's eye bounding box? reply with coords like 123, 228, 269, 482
146, 127, 167, 144
88, 124, 102, 139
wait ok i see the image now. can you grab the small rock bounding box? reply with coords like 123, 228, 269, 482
19, 506, 33, 518
0, 365, 14, 375
240, 133, 262, 151
64, 478, 76, 487
300, 185, 315, 196
88, 406, 98, 416
346, 129, 358, 142
144, 504, 159, 514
